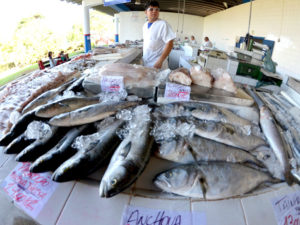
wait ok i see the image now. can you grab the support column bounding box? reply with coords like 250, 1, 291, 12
114, 14, 119, 43
83, 4, 91, 53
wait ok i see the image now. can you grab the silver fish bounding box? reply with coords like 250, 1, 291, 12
49, 101, 140, 127
52, 119, 124, 182
157, 135, 263, 166
193, 119, 266, 151
22, 77, 77, 114
35, 96, 100, 118
154, 162, 275, 200
99, 111, 153, 197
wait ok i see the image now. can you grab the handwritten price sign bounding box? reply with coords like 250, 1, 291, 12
272, 191, 300, 225
1, 162, 58, 218
101, 75, 124, 93
164, 82, 191, 101
120, 205, 206, 225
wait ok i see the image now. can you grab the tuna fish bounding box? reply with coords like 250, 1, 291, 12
4, 134, 35, 154
154, 162, 276, 199
49, 101, 140, 127
35, 96, 100, 118
52, 119, 124, 182
30, 124, 90, 173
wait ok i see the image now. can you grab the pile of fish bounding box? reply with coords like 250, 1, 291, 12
0, 55, 297, 200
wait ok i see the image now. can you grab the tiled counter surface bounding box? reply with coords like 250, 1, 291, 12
0, 154, 299, 225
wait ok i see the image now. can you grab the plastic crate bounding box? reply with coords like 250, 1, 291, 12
237, 63, 263, 80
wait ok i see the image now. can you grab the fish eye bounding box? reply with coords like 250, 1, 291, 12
111, 178, 117, 186
166, 172, 173, 178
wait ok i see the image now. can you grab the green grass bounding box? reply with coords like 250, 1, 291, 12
0, 51, 84, 88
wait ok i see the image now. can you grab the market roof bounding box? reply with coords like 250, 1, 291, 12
62, 0, 245, 17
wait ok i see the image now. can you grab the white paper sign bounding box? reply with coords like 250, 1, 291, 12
120, 205, 206, 225
101, 75, 124, 93
1, 162, 58, 218
164, 82, 191, 101
272, 191, 300, 225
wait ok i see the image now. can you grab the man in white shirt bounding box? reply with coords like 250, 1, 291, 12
143, 0, 176, 69
190, 35, 197, 45
201, 36, 213, 50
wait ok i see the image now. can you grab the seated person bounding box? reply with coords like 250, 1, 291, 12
59, 51, 67, 62
48, 51, 56, 68
201, 36, 213, 50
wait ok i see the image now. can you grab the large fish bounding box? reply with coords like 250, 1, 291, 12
154, 162, 276, 200
22, 78, 77, 114
52, 119, 124, 182
4, 134, 35, 154
35, 96, 100, 118
99, 107, 153, 198
157, 135, 263, 166
193, 119, 266, 151
247, 88, 293, 185
49, 101, 140, 127
15, 125, 68, 162
0, 110, 42, 146
30, 124, 90, 173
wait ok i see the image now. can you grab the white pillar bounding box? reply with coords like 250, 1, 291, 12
114, 14, 119, 43
83, 1, 91, 52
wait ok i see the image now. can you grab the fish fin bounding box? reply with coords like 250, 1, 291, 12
199, 176, 207, 200
285, 171, 294, 186
120, 141, 131, 158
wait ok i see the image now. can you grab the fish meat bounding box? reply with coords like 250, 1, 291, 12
169, 68, 192, 86
246, 88, 293, 185
51, 119, 124, 182
49, 100, 140, 127
35, 96, 100, 118
193, 119, 266, 151
15, 126, 69, 162
30, 124, 90, 173
154, 162, 275, 199
211, 68, 237, 93
4, 134, 35, 154
190, 66, 213, 88
99, 106, 153, 197
22, 78, 76, 114
157, 135, 263, 166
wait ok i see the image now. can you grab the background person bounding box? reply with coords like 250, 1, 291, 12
201, 36, 213, 50
190, 35, 197, 45
143, 0, 176, 69
48, 51, 56, 68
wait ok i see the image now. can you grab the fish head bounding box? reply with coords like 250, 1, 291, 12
99, 164, 128, 198
154, 166, 197, 194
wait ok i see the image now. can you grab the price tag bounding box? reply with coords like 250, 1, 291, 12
272, 191, 300, 225
164, 82, 191, 101
120, 205, 206, 225
1, 162, 58, 218
101, 76, 124, 93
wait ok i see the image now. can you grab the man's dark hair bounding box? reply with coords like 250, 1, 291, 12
145, 0, 159, 10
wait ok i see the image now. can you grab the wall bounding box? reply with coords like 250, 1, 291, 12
203, 0, 300, 79
118, 11, 204, 44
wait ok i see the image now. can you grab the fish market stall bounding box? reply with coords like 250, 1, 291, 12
0, 46, 300, 225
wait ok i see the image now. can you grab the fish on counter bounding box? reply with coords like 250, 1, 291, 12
193, 119, 266, 151
51, 119, 124, 182
157, 135, 264, 167
168, 67, 192, 86
49, 100, 141, 127
246, 88, 293, 185
21, 77, 77, 114
154, 162, 277, 200
35, 96, 100, 118
190, 65, 213, 88
30, 124, 91, 173
4, 134, 35, 154
99, 106, 153, 198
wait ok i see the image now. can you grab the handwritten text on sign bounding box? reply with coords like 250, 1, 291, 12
272, 191, 300, 225
120, 205, 206, 225
101, 75, 124, 93
164, 82, 191, 101
1, 162, 58, 218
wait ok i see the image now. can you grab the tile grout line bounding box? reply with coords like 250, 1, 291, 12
239, 199, 249, 225
54, 182, 77, 225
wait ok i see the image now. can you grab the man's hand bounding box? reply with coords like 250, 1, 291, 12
154, 60, 163, 69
